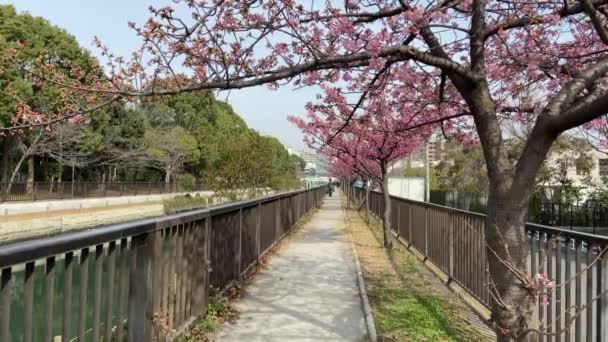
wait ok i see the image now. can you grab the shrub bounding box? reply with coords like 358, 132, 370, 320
163, 195, 208, 214
178, 174, 197, 191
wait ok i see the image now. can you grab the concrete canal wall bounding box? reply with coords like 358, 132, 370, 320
0, 191, 213, 243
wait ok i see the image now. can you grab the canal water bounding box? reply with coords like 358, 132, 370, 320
7, 245, 126, 341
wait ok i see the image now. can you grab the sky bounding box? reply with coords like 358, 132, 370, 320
0, 0, 314, 150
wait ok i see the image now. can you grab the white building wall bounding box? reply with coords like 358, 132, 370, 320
543, 149, 608, 195
388, 177, 425, 202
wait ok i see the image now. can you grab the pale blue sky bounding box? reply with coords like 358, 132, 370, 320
1, 0, 313, 150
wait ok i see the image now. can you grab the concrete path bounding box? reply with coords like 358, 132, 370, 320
216, 195, 367, 342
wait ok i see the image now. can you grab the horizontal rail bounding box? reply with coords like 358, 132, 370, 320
0, 188, 321, 268
0, 185, 328, 341
346, 183, 608, 341
385, 189, 608, 243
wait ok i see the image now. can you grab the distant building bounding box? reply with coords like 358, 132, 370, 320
390, 139, 446, 174
301, 151, 318, 169
542, 146, 608, 199
408, 140, 445, 165
287, 147, 301, 157
287, 147, 328, 176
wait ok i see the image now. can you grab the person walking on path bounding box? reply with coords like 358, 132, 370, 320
328, 178, 334, 197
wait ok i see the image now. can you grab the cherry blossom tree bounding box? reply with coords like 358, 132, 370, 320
18, 0, 608, 339
290, 84, 428, 248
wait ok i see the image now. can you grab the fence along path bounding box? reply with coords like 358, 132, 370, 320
0, 186, 326, 342
346, 184, 608, 342
1, 181, 196, 202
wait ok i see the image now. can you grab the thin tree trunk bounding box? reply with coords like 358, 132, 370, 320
26, 155, 34, 194
365, 179, 371, 222
101, 169, 106, 192
71, 164, 75, 197
379, 161, 393, 249
7, 154, 28, 195
42, 157, 49, 182
1, 136, 10, 197
165, 167, 172, 192
6, 133, 42, 195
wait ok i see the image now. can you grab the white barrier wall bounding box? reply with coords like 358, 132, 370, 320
388, 177, 424, 201
0, 191, 214, 216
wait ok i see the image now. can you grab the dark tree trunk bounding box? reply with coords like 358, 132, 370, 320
26, 155, 34, 194
42, 157, 49, 182
1, 136, 10, 196
486, 191, 539, 341
365, 179, 371, 222
482, 124, 556, 341
379, 161, 393, 249
453, 76, 558, 341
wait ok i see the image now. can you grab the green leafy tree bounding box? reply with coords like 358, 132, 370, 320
206, 131, 302, 194
437, 136, 596, 203
143, 126, 200, 184
0, 5, 98, 190
435, 144, 489, 195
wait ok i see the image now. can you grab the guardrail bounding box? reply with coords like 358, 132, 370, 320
346, 184, 608, 341
0, 185, 327, 341
0, 181, 200, 202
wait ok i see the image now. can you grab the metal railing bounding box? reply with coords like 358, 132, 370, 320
0, 181, 202, 202
430, 190, 608, 234
346, 184, 608, 341
0, 185, 327, 341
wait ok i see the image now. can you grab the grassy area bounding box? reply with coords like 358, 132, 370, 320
163, 191, 270, 214
177, 293, 237, 342
346, 207, 490, 341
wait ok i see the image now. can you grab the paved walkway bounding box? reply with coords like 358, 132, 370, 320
216, 195, 368, 342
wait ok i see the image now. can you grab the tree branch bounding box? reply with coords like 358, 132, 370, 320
581, 0, 608, 44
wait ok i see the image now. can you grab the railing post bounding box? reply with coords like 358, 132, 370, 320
256, 203, 261, 260
275, 198, 281, 240
128, 230, 162, 342
448, 212, 454, 281
236, 209, 243, 276
288, 197, 293, 227
297, 194, 302, 220
1, 268, 11, 342
408, 204, 412, 244
424, 207, 429, 257
396, 202, 400, 237
204, 216, 211, 307
600, 247, 607, 341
